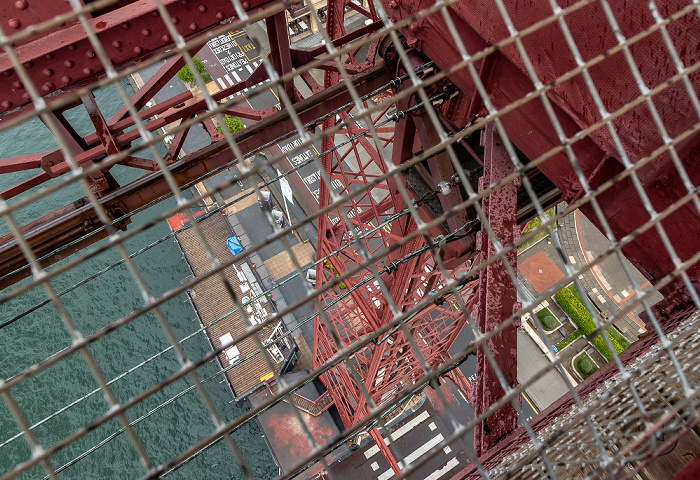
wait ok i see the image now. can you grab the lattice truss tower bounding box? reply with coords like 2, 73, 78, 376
0, 0, 698, 479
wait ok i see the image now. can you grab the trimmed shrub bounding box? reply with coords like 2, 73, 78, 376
216, 115, 245, 134
578, 358, 594, 374
541, 315, 557, 331
176, 55, 212, 86
574, 353, 599, 379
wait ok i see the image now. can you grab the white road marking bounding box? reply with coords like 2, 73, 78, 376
569, 255, 576, 264
597, 294, 607, 304
613, 294, 621, 302
224, 74, 233, 86
443, 446, 452, 454
371, 462, 379, 471
231, 70, 241, 82
428, 422, 437, 431
592, 265, 612, 290
377, 434, 445, 480
246, 64, 253, 74
621, 289, 629, 297
216, 78, 226, 89
364, 411, 430, 459
423, 457, 459, 480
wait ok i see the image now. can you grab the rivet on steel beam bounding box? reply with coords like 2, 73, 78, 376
112, 41, 121, 48
142, 28, 151, 36
242, 2, 250, 8
14, 1, 28, 10
2, 101, 12, 108
216, 12, 224, 20
23, 61, 33, 68
42, 69, 53, 76
64, 59, 74, 68
390, 17, 396, 23
151, 10, 160, 17
409, 22, 420, 33
12, 80, 22, 88
67, 43, 77, 50
121, 22, 130, 30
189, 23, 198, 31
44, 53, 54, 60
61, 76, 71, 84
389, 0, 398, 8
85, 50, 95, 58
22, 93, 30, 101
1, 70, 12, 77
134, 46, 143, 54
8, 19, 21, 29
83, 68, 93, 75
198, 5, 207, 13
162, 34, 170, 42
41, 83, 54, 93
172, 17, 179, 25
180, 0, 188, 4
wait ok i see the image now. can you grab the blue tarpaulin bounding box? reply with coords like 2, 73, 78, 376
226, 236, 242, 255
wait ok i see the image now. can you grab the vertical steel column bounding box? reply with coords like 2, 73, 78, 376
472, 122, 519, 455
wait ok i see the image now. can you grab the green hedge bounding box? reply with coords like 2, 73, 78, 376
554, 286, 625, 362
518, 208, 556, 252
176, 55, 212, 86
556, 329, 583, 351
216, 115, 245, 134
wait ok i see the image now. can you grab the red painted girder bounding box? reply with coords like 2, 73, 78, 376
109, 53, 187, 124
444, 363, 472, 404
0, 0, 273, 114
288, 20, 382, 68
0, 63, 394, 288
0, 153, 44, 174
382, 0, 700, 299
0, 91, 192, 198
413, 115, 473, 257
369, 425, 402, 479
266, 12, 295, 102
0, 0, 79, 47
472, 123, 519, 456
120, 156, 158, 171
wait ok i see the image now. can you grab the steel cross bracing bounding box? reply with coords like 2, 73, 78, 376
0, 0, 699, 479
311, 4, 487, 475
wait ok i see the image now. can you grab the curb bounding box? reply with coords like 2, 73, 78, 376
521, 319, 579, 386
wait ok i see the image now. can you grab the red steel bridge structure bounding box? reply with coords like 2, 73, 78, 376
0, 0, 699, 479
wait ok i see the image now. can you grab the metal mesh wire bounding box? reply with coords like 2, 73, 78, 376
0, 0, 699, 479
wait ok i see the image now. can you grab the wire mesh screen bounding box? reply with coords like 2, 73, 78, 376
0, 0, 698, 479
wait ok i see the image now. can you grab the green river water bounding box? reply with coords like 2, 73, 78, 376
0, 83, 276, 479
